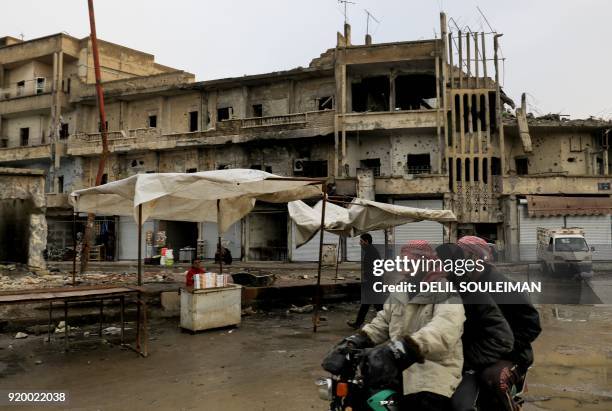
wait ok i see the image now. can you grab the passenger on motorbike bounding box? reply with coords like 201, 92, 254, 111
444, 236, 541, 411
323, 240, 465, 411
436, 243, 515, 411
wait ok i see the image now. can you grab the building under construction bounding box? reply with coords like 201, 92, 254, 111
0, 13, 610, 265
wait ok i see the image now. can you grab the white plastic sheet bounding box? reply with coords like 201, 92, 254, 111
70, 169, 322, 233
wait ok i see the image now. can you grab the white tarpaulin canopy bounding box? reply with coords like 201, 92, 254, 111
70, 169, 322, 233
289, 198, 457, 247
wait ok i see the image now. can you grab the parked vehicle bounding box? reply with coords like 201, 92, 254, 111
536, 227, 594, 279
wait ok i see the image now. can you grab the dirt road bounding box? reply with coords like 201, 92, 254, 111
1, 303, 611, 410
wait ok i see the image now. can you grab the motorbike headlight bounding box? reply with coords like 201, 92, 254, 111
316, 378, 333, 401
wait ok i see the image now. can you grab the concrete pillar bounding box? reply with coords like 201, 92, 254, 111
389, 72, 396, 112
28, 213, 47, 269
241, 86, 248, 118
287, 80, 295, 114
503, 195, 519, 262
208, 91, 218, 129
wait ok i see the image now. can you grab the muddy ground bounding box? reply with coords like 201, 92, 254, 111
0, 303, 611, 411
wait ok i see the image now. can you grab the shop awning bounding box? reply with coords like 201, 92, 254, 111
526, 195, 612, 217
70, 169, 322, 233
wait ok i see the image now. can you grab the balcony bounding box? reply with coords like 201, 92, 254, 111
502, 175, 612, 195
0, 143, 51, 162
335, 174, 449, 196
0, 81, 68, 115
340, 109, 439, 131
67, 110, 335, 156
46, 193, 70, 209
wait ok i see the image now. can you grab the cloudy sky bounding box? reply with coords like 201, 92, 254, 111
3, 0, 611, 118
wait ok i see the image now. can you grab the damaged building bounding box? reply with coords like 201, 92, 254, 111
0, 13, 610, 264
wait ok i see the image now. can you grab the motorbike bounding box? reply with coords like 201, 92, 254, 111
316, 346, 401, 411
316, 346, 528, 411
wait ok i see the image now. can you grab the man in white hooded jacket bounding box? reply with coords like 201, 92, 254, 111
325, 241, 465, 410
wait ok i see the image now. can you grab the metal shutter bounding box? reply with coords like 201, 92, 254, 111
393, 199, 444, 246
201, 221, 242, 259
566, 215, 612, 260
118, 217, 154, 260
290, 224, 340, 262
518, 204, 564, 261
346, 230, 386, 261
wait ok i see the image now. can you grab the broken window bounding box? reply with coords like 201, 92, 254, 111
252, 104, 263, 118
483, 158, 489, 184
148, 115, 157, 128
57, 176, 64, 193
16, 80, 25, 96
186, 168, 197, 173
351, 76, 389, 112
448, 158, 454, 189
217, 164, 230, 170
318, 96, 333, 111
101, 174, 108, 185
250, 164, 262, 170
394, 74, 436, 110
407, 154, 431, 174
59, 123, 69, 139
456, 158, 462, 181
491, 156, 501, 175
189, 111, 198, 132
19, 127, 29, 146
66, 78, 71, 94
35, 77, 45, 94
217, 107, 232, 121
465, 158, 471, 181
570, 136, 582, 152
360, 158, 381, 176
473, 159, 479, 181
294, 160, 327, 178
515, 157, 528, 175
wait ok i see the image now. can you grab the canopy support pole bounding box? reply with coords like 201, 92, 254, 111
137, 204, 142, 286
334, 235, 342, 280
313, 183, 327, 332
72, 211, 77, 286
217, 199, 223, 275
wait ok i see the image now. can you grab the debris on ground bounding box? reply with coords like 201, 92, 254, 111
289, 304, 313, 314
14, 332, 28, 339
300, 274, 309, 279
241, 306, 257, 316
102, 327, 123, 335
231, 271, 276, 287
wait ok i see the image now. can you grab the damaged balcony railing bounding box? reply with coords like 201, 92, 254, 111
0, 78, 52, 100
241, 112, 308, 128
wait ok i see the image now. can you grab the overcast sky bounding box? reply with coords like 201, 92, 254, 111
3, 0, 611, 119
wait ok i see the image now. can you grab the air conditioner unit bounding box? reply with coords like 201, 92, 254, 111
293, 158, 308, 172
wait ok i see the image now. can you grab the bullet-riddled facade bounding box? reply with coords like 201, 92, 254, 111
0, 14, 610, 265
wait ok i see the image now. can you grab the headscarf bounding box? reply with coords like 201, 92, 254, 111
457, 235, 492, 262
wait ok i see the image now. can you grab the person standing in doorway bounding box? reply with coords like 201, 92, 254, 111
347, 233, 383, 329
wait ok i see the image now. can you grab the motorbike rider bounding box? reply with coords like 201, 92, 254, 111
436, 243, 515, 411
451, 236, 541, 411
323, 240, 465, 410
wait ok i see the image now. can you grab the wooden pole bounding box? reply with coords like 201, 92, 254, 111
217, 199, 223, 275
312, 183, 327, 332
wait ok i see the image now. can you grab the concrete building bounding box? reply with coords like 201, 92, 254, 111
0, 14, 610, 264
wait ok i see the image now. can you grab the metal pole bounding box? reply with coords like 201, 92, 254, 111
47, 302, 52, 343
120, 296, 125, 345
82, 0, 110, 273
72, 212, 76, 285
313, 183, 327, 332
137, 204, 142, 286
334, 235, 341, 280
217, 199, 223, 275
64, 301, 68, 352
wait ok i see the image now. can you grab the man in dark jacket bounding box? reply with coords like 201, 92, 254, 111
456, 236, 542, 411
347, 233, 383, 329
437, 243, 515, 411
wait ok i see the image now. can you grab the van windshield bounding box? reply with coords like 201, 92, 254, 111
555, 237, 589, 252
